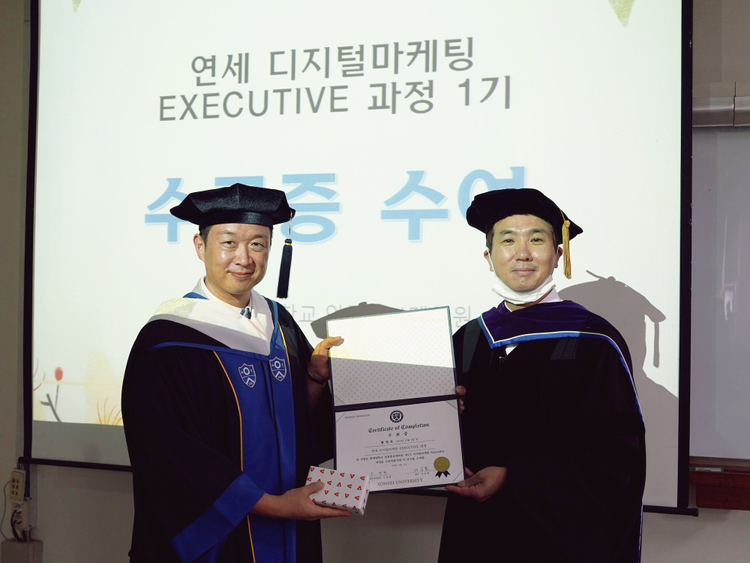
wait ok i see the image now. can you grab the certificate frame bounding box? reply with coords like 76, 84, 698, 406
326, 306, 465, 492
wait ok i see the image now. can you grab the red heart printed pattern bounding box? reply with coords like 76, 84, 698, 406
306, 466, 370, 516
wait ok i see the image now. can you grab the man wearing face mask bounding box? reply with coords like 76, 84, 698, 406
438, 189, 646, 563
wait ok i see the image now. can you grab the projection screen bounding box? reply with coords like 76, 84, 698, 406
28, 0, 689, 510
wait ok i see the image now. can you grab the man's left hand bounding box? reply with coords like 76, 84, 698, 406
455, 385, 466, 414
445, 466, 507, 502
307, 336, 344, 382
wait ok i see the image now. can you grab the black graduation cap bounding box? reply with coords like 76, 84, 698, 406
170, 183, 296, 299
466, 188, 583, 279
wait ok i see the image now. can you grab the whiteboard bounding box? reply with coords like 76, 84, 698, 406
691, 127, 750, 461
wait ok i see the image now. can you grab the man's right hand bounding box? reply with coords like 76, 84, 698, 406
251, 481, 352, 521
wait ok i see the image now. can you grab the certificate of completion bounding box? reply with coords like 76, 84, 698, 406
327, 307, 464, 492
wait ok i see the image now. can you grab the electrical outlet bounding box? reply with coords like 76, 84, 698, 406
9, 469, 25, 504
15, 500, 31, 531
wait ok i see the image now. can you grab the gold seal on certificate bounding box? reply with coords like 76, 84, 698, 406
327, 307, 464, 492
434, 456, 451, 477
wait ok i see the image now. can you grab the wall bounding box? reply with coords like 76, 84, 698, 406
0, 0, 28, 544
3, 0, 750, 561
694, 0, 750, 84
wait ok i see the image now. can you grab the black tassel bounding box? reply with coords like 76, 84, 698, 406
276, 238, 293, 299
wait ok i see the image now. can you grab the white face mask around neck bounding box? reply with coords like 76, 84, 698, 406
489, 271, 556, 306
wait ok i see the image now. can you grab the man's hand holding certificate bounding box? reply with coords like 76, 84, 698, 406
327, 307, 464, 492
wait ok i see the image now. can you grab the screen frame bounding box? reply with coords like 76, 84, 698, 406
21, 0, 696, 514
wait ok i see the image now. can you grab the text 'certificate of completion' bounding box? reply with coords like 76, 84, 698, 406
327, 307, 464, 492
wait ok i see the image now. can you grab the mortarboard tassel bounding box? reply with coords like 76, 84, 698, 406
276, 212, 294, 299
560, 210, 572, 279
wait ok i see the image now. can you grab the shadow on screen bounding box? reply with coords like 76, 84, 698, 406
559, 272, 678, 458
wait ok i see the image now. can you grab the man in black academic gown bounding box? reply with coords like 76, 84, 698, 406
439, 189, 646, 563
122, 184, 350, 563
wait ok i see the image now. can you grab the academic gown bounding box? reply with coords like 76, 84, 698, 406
439, 301, 646, 563
122, 295, 333, 563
